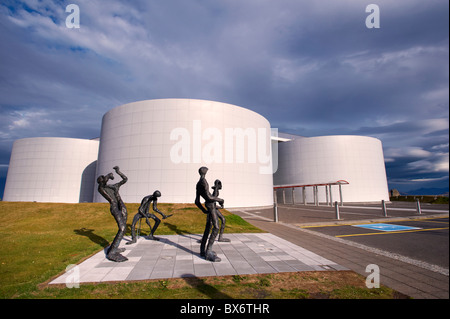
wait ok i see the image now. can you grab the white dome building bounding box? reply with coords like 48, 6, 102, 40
3, 99, 389, 207
273, 135, 389, 203
3, 137, 99, 203
94, 99, 274, 208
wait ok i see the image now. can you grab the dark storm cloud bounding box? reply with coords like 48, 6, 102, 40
0, 0, 448, 195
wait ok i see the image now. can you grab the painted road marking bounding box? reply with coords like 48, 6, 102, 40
299, 216, 449, 229
296, 225, 450, 276
352, 223, 421, 232
336, 227, 449, 238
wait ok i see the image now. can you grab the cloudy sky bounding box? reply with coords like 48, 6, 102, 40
0, 0, 448, 196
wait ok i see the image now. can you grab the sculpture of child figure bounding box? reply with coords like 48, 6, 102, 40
211, 179, 230, 243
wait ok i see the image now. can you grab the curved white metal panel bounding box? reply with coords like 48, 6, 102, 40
3, 137, 99, 203
94, 99, 274, 208
273, 135, 389, 203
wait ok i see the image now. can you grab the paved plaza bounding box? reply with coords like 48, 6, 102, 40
49, 232, 348, 285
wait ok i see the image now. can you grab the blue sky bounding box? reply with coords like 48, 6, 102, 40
0, 0, 448, 196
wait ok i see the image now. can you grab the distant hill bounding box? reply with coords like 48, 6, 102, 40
401, 187, 449, 196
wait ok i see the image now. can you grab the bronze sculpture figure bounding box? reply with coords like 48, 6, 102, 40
126, 190, 172, 244
195, 167, 224, 262
97, 166, 128, 262
211, 179, 230, 243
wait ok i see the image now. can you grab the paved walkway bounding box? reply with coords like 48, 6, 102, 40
49, 233, 347, 285
230, 206, 449, 299
50, 201, 448, 299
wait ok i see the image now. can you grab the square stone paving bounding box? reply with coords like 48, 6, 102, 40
49, 233, 348, 285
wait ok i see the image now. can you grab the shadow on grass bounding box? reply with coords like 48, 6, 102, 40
182, 275, 233, 299
165, 222, 195, 236
74, 228, 109, 248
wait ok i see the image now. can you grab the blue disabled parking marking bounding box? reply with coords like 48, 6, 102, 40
352, 223, 422, 232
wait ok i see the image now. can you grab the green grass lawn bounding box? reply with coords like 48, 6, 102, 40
0, 202, 406, 299
0, 201, 260, 298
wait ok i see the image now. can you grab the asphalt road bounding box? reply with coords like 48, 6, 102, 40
301, 217, 449, 268
232, 201, 449, 269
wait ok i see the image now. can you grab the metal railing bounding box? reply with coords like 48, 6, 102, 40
273, 180, 349, 207
272, 183, 424, 223
272, 180, 349, 222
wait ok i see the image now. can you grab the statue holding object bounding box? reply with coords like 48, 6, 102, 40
126, 190, 172, 244
195, 166, 224, 262
97, 166, 128, 262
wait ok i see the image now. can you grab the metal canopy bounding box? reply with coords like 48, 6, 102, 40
273, 180, 349, 207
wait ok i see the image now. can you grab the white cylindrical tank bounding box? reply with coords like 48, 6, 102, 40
94, 99, 274, 208
3, 137, 99, 203
273, 135, 389, 203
